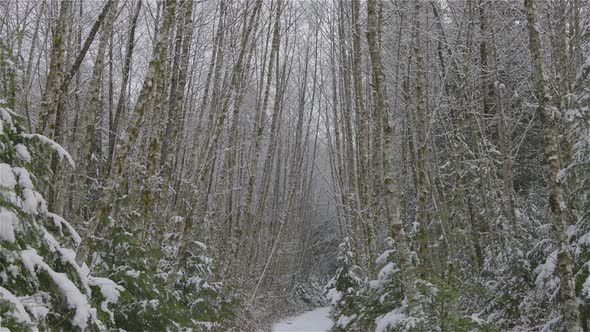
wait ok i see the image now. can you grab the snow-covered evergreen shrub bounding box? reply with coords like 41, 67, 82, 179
0, 106, 120, 331
327, 237, 491, 332
361, 244, 412, 332
325, 237, 363, 331
91, 218, 230, 331
517, 53, 590, 331
367, 261, 489, 331
293, 279, 326, 309
476, 195, 544, 330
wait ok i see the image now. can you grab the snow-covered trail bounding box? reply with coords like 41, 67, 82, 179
272, 307, 333, 332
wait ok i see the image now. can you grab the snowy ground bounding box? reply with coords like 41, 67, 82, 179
272, 307, 333, 332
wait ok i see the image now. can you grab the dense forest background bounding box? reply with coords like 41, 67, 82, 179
0, 0, 589, 331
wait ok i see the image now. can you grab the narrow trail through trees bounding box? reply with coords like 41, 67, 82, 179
272, 307, 333, 332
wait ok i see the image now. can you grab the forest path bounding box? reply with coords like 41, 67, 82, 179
271, 307, 333, 332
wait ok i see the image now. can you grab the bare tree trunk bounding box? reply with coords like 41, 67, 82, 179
107, 0, 142, 174
525, 0, 581, 330
412, 0, 433, 278
366, 0, 422, 317
37, 0, 70, 138
76, 0, 178, 265
351, 0, 377, 277
21, 1, 45, 131
487, 9, 517, 227
172, 0, 262, 283
73, 0, 118, 226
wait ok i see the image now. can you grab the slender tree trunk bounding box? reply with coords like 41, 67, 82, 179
73, 0, 118, 225
366, 0, 422, 317
76, 0, 177, 265
107, 0, 142, 174
525, 0, 581, 330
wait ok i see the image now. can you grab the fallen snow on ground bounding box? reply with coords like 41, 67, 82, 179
272, 307, 333, 332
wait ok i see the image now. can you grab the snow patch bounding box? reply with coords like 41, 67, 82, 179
21, 188, 45, 214
15, 144, 31, 162
369, 279, 382, 289
20, 249, 96, 330
535, 251, 559, 293
326, 287, 342, 305
0, 286, 38, 331
0, 163, 16, 189
125, 269, 140, 278
378, 262, 399, 280
19, 293, 50, 321
336, 314, 356, 328
272, 307, 333, 332
0, 208, 17, 243
89, 276, 124, 323
375, 307, 406, 332
21, 133, 75, 168
376, 249, 395, 265
47, 212, 81, 245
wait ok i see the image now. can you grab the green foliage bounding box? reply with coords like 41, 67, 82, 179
89, 217, 234, 331
325, 237, 495, 332
325, 238, 364, 331
0, 105, 116, 331
293, 280, 326, 308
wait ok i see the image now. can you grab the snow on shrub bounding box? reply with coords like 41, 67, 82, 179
0, 106, 121, 331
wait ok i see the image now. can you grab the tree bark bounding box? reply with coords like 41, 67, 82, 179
366, 0, 422, 317
76, 0, 178, 265
525, 0, 581, 330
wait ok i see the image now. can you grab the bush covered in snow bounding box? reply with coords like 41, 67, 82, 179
0, 106, 120, 331
326, 237, 493, 332
88, 212, 232, 331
